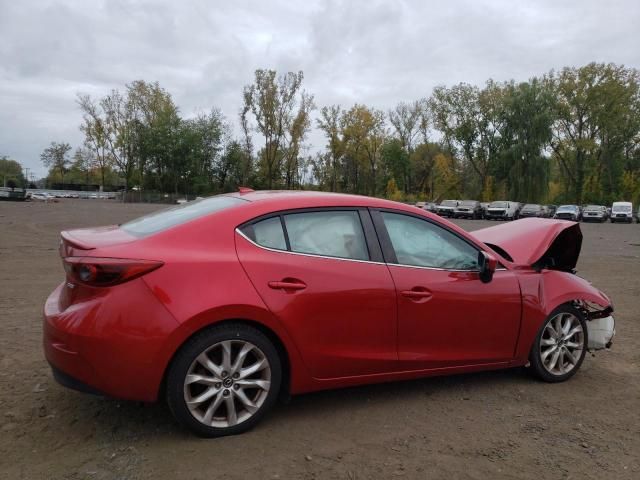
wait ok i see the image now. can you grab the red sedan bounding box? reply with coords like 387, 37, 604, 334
44, 190, 615, 437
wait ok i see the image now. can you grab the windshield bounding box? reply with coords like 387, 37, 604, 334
584, 205, 601, 211
459, 200, 476, 207
489, 201, 508, 208
121, 195, 246, 237
522, 204, 540, 210
441, 200, 457, 207
557, 205, 577, 212
612, 204, 632, 212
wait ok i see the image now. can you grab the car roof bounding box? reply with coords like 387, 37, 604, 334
223, 190, 421, 211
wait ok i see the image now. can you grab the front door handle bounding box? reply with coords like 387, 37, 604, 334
401, 288, 433, 301
268, 279, 307, 291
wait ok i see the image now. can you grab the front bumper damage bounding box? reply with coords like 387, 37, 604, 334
574, 300, 615, 350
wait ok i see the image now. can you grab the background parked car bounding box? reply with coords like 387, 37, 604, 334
436, 200, 459, 217
554, 205, 581, 221
519, 204, 546, 218
545, 205, 557, 217
610, 201, 633, 223
514, 202, 526, 219
421, 202, 438, 213
582, 205, 608, 222
454, 200, 482, 219
485, 201, 518, 220
479, 202, 490, 219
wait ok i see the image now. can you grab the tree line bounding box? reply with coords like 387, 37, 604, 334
38, 62, 640, 205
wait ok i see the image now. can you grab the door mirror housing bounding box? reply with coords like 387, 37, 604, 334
478, 251, 497, 283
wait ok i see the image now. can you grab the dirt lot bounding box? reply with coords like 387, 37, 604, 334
0, 199, 638, 480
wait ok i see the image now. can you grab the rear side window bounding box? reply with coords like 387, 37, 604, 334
284, 211, 369, 260
121, 196, 245, 237
240, 210, 370, 261
245, 216, 287, 250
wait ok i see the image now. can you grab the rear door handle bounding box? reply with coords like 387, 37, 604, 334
401, 288, 433, 301
268, 279, 307, 291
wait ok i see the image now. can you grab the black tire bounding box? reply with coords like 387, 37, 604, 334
610, 218, 615, 223
529, 305, 588, 383
166, 323, 282, 437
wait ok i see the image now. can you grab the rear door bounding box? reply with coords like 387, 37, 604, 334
235, 208, 397, 379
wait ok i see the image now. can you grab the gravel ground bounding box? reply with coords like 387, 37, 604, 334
0, 199, 638, 480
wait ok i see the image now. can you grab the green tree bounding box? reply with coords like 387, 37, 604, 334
549, 63, 640, 203
316, 105, 344, 192
41, 142, 71, 185
340, 104, 386, 195
0, 156, 25, 187
499, 78, 555, 202
242, 70, 313, 188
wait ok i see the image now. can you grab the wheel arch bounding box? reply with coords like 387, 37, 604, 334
157, 316, 293, 403
514, 271, 612, 362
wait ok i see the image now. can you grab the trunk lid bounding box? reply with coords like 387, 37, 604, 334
472, 218, 582, 271
60, 226, 138, 257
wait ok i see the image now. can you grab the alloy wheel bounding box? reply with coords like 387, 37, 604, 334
184, 340, 271, 428
539, 312, 584, 376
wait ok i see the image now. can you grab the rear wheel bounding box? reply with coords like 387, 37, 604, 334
529, 305, 587, 382
166, 323, 281, 437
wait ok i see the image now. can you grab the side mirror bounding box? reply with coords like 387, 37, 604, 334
478, 251, 497, 283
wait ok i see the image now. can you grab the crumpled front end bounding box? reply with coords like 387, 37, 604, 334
574, 300, 615, 350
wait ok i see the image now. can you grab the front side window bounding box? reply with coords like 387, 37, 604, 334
381, 212, 479, 270
284, 211, 369, 261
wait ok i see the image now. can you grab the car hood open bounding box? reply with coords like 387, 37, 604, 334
472, 218, 582, 271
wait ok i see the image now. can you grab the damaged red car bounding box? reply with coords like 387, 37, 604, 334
43, 190, 616, 437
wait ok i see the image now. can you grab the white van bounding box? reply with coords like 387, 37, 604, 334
610, 201, 633, 223
485, 201, 518, 220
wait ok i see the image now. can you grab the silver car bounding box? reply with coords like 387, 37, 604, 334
582, 205, 608, 223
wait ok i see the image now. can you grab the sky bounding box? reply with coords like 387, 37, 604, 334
1, 0, 639, 179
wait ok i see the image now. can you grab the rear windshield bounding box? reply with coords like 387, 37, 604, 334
121, 196, 246, 237
584, 205, 602, 210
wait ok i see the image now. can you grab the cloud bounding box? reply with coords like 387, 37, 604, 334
1, 0, 639, 177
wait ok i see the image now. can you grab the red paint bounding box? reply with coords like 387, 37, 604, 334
43, 191, 612, 402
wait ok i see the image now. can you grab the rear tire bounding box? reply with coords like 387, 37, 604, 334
529, 305, 588, 383
166, 323, 282, 437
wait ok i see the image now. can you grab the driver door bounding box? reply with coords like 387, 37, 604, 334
373, 210, 522, 370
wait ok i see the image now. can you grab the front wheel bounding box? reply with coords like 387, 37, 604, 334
166, 323, 282, 437
529, 306, 588, 382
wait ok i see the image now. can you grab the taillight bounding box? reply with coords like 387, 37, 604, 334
62, 257, 163, 287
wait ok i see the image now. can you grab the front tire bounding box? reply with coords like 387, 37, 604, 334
529, 305, 588, 383
166, 323, 282, 437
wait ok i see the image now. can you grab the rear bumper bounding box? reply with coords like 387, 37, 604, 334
437, 209, 455, 217
43, 280, 179, 402
486, 211, 509, 219
50, 364, 105, 396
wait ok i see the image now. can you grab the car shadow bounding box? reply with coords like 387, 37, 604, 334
63, 366, 530, 439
